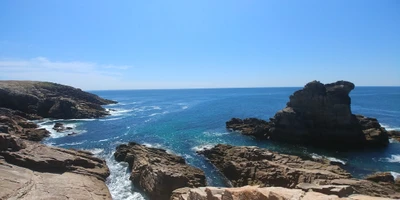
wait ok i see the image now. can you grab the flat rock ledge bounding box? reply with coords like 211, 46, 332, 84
114, 142, 206, 200
171, 185, 394, 200
198, 144, 400, 199
0, 133, 111, 200
226, 80, 389, 148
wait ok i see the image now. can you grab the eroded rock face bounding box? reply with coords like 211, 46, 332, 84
0, 81, 116, 119
198, 144, 400, 198
0, 133, 111, 199
115, 142, 206, 200
226, 80, 389, 148
170, 185, 392, 200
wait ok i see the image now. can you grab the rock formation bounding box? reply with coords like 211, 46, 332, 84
198, 144, 400, 198
226, 81, 389, 148
387, 130, 400, 142
171, 185, 393, 200
115, 142, 206, 200
0, 133, 111, 199
0, 81, 116, 119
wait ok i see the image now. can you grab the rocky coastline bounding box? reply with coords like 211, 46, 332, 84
226, 80, 391, 148
0, 81, 116, 199
1, 80, 398, 200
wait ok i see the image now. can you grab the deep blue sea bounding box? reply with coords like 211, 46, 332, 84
37, 87, 400, 200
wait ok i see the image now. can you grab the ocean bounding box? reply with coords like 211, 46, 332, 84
36, 87, 400, 200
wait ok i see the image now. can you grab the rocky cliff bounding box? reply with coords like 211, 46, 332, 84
226, 80, 389, 148
0, 81, 116, 119
115, 142, 206, 200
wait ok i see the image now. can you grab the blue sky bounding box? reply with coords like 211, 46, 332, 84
0, 0, 399, 90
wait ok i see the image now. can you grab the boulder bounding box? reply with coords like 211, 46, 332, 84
0, 81, 116, 119
387, 130, 400, 142
115, 142, 206, 200
226, 80, 389, 148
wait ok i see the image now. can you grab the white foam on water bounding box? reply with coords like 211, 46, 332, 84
391, 171, 400, 180
37, 120, 87, 139
389, 139, 399, 143
103, 152, 146, 200
203, 131, 229, 137
108, 109, 135, 117
84, 148, 104, 155
383, 155, 400, 163
99, 117, 124, 122
182, 106, 189, 110
381, 123, 400, 131
98, 138, 110, 142
57, 141, 87, 147
151, 106, 161, 110
311, 153, 347, 165
148, 111, 169, 117
191, 144, 215, 152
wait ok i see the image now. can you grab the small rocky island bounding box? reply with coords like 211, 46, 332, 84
0, 81, 116, 199
226, 80, 391, 148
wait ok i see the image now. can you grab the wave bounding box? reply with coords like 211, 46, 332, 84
391, 171, 400, 180
311, 153, 347, 165
57, 141, 87, 147
381, 124, 400, 131
148, 111, 169, 117
203, 131, 229, 137
191, 144, 216, 152
99, 117, 124, 122
108, 109, 135, 116
103, 152, 145, 200
381, 155, 400, 163
37, 121, 87, 139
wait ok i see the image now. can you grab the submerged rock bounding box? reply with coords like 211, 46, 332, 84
198, 144, 400, 198
227, 80, 389, 148
115, 142, 206, 200
0, 81, 116, 119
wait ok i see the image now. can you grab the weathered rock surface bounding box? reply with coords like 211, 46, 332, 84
227, 80, 389, 148
366, 172, 395, 184
115, 142, 206, 200
0, 81, 116, 119
0, 108, 50, 141
0, 133, 111, 199
171, 185, 393, 200
198, 144, 400, 198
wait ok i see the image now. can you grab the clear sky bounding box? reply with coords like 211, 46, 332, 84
0, 0, 399, 90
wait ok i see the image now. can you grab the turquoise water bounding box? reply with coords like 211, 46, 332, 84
38, 87, 400, 200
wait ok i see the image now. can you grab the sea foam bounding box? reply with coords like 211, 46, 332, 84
311, 153, 347, 165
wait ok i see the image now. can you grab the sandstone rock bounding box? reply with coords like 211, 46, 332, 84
226, 80, 389, 148
199, 144, 350, 188
0, 133, 111, 199
198, 144, 400, 198
0, 81, 116, 119
296, 183, 354, 197
171, 186, 397, 200
115, 142, 206, 200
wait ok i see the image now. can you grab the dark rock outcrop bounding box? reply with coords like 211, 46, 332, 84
198, 144, 400, 198
0, 81, 116, 119
227, 80, 389, 148
0, 133, 111, 199
115, 142, 206, 200
388, 130, 400, 142
366, 172, 395, 184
